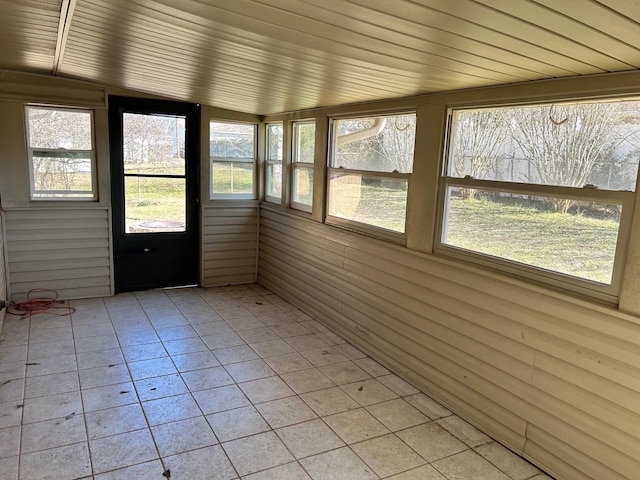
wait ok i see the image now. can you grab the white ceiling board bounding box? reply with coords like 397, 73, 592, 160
0, 0, 63, 72
1, 0, 640, 114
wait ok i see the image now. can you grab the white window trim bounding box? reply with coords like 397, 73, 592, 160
436, 104, 638, 303
264, 122, 284, 204
25, 106, 97, 201
209, 120, 257, 200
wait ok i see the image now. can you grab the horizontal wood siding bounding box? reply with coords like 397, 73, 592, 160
0, 212, 7, 329
202, 206, 258, 287
258, 208, 640, 480
5, 208, 112, 301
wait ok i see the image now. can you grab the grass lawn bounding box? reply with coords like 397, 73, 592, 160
121, 167, 619, 284
342, 184, 619, 284
444, 196, 619, 283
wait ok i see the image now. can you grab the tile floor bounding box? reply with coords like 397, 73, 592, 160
0, 284, 553, 480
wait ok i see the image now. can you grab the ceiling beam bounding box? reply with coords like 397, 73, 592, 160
53, 0, 77, 75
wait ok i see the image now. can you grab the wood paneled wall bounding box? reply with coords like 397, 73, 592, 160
4, 208, 113, 301
201, 206, 258, 286
258, 207, 640, 480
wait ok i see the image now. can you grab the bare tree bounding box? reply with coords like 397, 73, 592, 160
335, 115, 416, 173
373, 115, 416, 173
508, 103, 622, 213
450, 109, 512, 198
123, 114, 179, 170
28, 108, 93, 193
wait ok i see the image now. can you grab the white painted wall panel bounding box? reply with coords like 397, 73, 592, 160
4, 208, 112, 301
201, 206, 258, 286
258, 208, 640, 480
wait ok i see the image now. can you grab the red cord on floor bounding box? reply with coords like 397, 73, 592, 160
8, 288, 75, 319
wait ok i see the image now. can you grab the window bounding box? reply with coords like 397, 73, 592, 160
265, 123, 283, 203
26, 106, 96, 200
439, 99, 640, 300
210, 121, 256, 198
327, 113, 416, 234
291, 120, 315, 211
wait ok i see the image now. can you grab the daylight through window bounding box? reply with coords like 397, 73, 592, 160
210, 121, 256, 199
26, 106, 96, 200
439, 99, 640, 299
292, 121, 315, 211
265, 123, 283, 203
327, 113, 416, 234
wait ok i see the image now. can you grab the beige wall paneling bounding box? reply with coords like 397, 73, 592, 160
258, 209, 640, 480
0, 212, 7, 331
201, 206, 258, 286
0, 74, 112, 301
200, 105, 261, 287
258, 71, 640, 480
5, 208, 112, 301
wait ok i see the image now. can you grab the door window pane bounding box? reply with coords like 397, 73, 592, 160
123, 113, 186, 175
125, 176, 186, 233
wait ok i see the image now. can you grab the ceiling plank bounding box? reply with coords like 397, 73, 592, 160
53, 0, 77, 74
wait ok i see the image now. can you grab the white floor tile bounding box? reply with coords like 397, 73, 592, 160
0, 285, 549, 480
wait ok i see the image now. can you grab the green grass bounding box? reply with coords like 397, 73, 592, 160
444, 196, 619, 283
342, 185, 619, 284
63, 168, 621, 283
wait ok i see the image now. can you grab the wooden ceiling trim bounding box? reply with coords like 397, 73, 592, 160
53, 0, 76, 74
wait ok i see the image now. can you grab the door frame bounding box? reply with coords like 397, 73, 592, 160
108, 95, 200, 293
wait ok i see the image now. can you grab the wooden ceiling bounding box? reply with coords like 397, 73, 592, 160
1, 0, 640, 115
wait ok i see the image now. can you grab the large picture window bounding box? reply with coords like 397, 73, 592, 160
439, 99, 640, 300
26, 106, 96, 200
327, 113, 416, 235
210, 121, 256, 199
291, 120, 315, 211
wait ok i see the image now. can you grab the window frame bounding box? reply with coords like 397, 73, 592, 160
325, 111, 416, 238
290, 120, 315, 213
264, 122, 283, 204
436, 100, 640, 302
25, 105, 97, 201
209, 119, 257, 200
